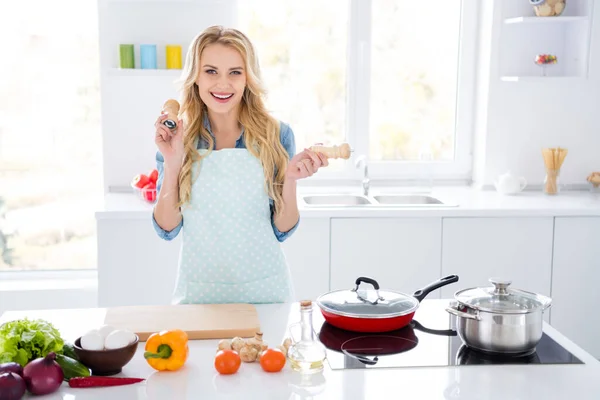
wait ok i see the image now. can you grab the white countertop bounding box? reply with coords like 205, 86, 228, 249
96, 186, 600, 219
2, 300, 600, 400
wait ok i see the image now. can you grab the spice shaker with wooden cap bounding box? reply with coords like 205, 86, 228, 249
161, 99, 180, 130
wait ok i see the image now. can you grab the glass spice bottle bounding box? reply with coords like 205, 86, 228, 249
287, 300, 327, 374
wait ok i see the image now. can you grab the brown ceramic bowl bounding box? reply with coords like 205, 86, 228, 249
73, 335, 139, 376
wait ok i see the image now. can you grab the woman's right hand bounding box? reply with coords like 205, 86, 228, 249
155, 113, 185, 170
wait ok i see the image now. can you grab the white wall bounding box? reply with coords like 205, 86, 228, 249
473, 0, 599, 187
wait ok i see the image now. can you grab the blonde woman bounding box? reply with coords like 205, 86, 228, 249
152, 26, 327, 305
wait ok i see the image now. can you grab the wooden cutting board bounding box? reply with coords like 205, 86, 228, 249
103, 303, 261, 341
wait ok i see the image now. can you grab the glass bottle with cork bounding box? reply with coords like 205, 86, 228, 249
287, 300, 327, 374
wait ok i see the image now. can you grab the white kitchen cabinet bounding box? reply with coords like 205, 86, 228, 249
97, 218, 181, 307
551, 217, 600, 358
281, 218, 330, 301
330, 218, 443, 297
97, 216, 329, 307
440, 217, 554, 323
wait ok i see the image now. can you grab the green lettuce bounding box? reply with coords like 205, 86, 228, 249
0, 319, 64, 366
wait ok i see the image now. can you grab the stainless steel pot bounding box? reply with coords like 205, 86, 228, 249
446, 278, 552, 355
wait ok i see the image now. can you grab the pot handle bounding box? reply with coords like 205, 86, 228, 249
445, 305, 481, 321
353, 277, 380, 290
353, 277, 384, 305
412, 275, 459, 302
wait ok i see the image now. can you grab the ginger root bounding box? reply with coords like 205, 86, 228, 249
246, 332, 267, 353
217, 333, 267, 362
282, 338, 292, 351
276, 337, 292, 356
239, 344, 259, 362
587, 172, 600, 187
231, 337, 245, 353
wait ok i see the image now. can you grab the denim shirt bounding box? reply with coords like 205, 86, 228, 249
152, 117, 299, 242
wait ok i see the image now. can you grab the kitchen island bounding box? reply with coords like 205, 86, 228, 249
2, 299, 600, 400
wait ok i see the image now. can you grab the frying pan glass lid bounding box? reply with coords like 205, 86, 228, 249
317, 278, 419, 318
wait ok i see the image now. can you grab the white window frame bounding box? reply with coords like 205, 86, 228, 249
301, 0, 479, 184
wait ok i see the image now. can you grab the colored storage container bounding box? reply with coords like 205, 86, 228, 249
119, 44, 135, 69
166, 45, 182, 69
140, 44, 157, 69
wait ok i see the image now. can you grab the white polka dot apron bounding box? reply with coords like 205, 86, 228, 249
171, 148, 294, 304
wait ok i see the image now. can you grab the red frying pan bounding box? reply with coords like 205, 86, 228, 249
315, 275, 459, 333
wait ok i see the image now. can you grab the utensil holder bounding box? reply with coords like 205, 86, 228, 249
544, 168, 560, 195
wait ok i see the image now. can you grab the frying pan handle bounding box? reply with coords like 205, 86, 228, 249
341, 349, 379, 366
410, 320, 457, 337
354, 277, 380, 290
412, 274, 459, 302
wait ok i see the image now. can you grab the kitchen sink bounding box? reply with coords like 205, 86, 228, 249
373, 194, 445, 205
302, 193, 457, 207
302, 195, 372, 206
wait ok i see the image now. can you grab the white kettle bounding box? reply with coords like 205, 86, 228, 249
494, 172, 527, 195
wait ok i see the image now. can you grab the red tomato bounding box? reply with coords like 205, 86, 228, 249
259, 348, 286, 373
143, 182, 157, 202
131, 174, 150, 189
214, 350, 241, 375
148, 169, 159, 184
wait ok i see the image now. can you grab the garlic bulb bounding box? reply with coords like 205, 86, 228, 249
217, 339, 232, 351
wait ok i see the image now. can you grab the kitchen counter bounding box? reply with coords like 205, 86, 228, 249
2, 300, 600, 400
96, 186, 600, 219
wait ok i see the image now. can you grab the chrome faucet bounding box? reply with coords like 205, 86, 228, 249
355, 155, 370, 196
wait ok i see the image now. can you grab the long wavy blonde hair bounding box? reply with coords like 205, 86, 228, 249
177, 26, 289, 215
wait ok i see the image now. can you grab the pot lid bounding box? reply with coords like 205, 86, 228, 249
454, 278, 552, 314
317, 277, 418, 319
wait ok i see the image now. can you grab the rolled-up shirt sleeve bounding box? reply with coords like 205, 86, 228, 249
152, 151, 183, 241
271, 122, 300, 242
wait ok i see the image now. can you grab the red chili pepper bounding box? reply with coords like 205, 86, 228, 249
68, 376, 145, 388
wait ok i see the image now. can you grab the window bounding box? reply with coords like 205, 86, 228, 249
237, 0, 477, 179
237, 0, 349, 171
0, 0, 102, 271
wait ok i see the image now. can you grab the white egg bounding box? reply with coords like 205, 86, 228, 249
97, 324, 116, 339
81, 330, 105, 351
104, 329, 136, 350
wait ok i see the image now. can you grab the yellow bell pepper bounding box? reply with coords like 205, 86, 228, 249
143, 329, 189, 371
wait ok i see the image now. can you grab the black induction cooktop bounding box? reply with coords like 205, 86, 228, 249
313, 300, 583, 370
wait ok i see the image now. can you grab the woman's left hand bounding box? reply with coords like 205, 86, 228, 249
285, 147, 329, 181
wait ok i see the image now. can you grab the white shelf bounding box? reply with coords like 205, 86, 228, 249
107, 68, 183, 77
103, 0, 224, 4
504, 16, 589, 24
104, 0, 194, 3
501, 76, 583, 82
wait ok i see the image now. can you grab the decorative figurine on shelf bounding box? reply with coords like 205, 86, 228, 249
534, 54, 557, 76
529, 0, 566, 17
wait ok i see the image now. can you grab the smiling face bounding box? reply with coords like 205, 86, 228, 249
197, 43, 247, 116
